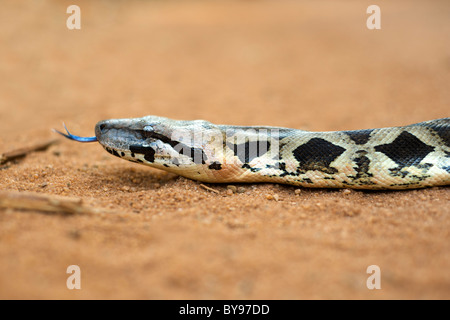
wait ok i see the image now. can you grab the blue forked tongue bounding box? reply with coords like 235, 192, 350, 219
53, 123, 98, 142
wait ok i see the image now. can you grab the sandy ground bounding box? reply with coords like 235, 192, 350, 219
0, 0, 449, 299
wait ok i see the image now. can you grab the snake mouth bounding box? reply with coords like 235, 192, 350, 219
95, 119, 152, 151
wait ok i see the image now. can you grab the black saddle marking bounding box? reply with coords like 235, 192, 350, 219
430, 125, 450, 147
292, 138, 346, 174
345, 129, 374, 145
419, 119, 450, 147
374, 131, 434, 168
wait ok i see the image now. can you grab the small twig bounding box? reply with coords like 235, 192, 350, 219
199, 183, 220, 194
0, 190, 96, 215
0, 139, 58, 164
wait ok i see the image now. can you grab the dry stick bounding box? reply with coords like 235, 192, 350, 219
0, 139, 58, 164
199, 183, 220, 194
0, 190, 96, 215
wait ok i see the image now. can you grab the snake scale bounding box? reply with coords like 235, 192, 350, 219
55, 116, 450, 190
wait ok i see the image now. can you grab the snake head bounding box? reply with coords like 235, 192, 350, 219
94, 116, 211, 170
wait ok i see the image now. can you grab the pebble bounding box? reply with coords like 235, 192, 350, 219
227, 185, 237, 193
294, 189, 301, 195
237, 187, 246, 194
266, 193, 280, 201
342, 189, 351, 195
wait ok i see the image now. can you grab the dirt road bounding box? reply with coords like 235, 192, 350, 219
0, 0, 449, 299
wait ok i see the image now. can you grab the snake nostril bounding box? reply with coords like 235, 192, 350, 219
99, 124, 106, 132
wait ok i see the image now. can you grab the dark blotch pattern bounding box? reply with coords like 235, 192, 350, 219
353, 151, 373, 179
432, 126, 450, 147
208, 161, 222, 170
302, 178, 313, 184
129, 145, 156, 163
292, 138, 346, 174
104, 147, 121, 158
104, 147, 113, 155
421, 120, 450, 147
137, 130, 207, 164
111, 149, 121, 158
374, 131, 434, 168
227, 140, 271, 164
345, 129, 374, 145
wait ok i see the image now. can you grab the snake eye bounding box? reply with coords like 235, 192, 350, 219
143, 126, 154, 132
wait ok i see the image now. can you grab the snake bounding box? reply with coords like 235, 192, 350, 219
54, 116, 450, 190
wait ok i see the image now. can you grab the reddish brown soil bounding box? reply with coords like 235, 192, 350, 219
0, 0, 449, 299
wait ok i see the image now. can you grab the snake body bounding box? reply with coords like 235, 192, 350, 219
57, 116, 450, 189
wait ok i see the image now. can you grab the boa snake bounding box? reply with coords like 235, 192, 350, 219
55, 116, 450, 190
